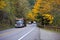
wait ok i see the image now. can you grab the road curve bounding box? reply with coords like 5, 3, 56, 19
0, 24, 40, 40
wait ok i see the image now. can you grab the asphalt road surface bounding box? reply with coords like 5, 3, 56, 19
0, 24, 60, 40
40, 28, 60, 40
0, 24, 40, 40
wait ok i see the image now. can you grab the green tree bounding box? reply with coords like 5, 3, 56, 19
14, 0, 30, 18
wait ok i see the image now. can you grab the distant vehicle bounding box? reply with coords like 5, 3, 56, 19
28, 22, 31, 24
31, 21, 33, 24
28, 21, 36, 24
33, 21, 36, 24
15, 18, 26, 28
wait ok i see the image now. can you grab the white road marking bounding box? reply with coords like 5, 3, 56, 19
18, 27, 35, 40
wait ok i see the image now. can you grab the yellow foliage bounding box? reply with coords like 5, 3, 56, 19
32, 0, 42, 13
27, 12, 35, 20
42, 13, 54, 24
27, 0, 42, 20
43, 3, 51, 11
39, 2, 53, 13
49, 20, 53, 24
27, 0, 55, 24
36, 0, 42, 4
55, 0, 60, 5
32, 9, 39, 13
0, 1, 7, 9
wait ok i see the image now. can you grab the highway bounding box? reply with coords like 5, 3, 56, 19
0, 24, 60, 40
0, 24, 40, 40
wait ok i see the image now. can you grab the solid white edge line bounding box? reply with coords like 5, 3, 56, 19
18, 27, 35, 40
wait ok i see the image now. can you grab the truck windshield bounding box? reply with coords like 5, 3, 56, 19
16, 20, 23, 24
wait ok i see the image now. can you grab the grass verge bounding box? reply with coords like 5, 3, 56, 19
0, 25, 14, 31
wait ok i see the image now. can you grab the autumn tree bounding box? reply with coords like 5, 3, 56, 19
0, 0, 31, 30
27, 0, 54, 25
14, 0, 30, 18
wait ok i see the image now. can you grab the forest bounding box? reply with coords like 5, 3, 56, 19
0, 0, 60, 31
